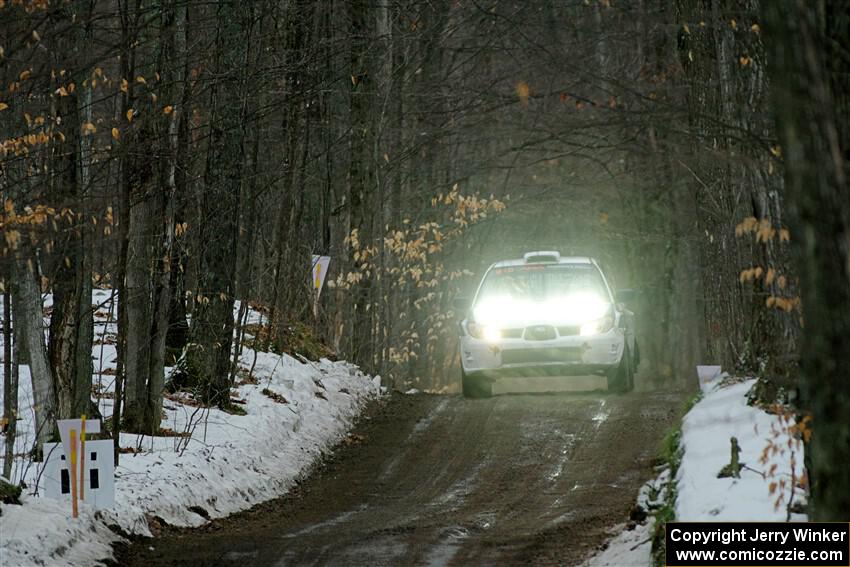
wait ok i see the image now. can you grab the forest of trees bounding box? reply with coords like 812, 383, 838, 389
1, 0, 847, 520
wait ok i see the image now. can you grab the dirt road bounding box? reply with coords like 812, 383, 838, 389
120, 390, 683, 566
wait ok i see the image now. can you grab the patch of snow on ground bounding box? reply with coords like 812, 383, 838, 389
585, 521, 654, 567
0, 294, 380, 566
584, 468, 668, 567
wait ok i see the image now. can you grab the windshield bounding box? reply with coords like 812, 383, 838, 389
477, 264, 607, 301
473, 264, 611, 325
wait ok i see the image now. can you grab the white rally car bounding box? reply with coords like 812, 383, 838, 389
454, 251, 638, 397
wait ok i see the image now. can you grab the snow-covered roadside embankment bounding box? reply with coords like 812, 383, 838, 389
586, 377, 807, 567
675, 378, 806, 522
0, 292, 381, 566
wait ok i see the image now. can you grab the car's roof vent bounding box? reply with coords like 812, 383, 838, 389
523, 250, 561, 263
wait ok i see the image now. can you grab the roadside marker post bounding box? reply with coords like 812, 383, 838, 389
43, 417, 115, 513
696, 365, 723, 393
69, 429, 78, 518
80, 414, 86, 501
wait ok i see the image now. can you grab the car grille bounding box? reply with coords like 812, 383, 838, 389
524, 325, 557, 341
502, 347, 583, 365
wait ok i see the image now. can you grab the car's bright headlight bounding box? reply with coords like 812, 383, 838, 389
580, 314, 614, 336
468, 321, 502, 342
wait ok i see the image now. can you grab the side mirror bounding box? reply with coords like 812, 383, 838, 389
452, 296, 471, 313
615, 288, 636, 303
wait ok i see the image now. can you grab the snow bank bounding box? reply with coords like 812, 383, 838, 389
586, 377, 806, 566
676, 379, 806, 522
585, 521, 654, 567
584, 469, 669, 567
0, 293, 381, 566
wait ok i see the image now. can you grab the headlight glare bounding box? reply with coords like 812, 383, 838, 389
482, 325, 502, 342
468, 321, 502, 342
580, 315, 614, 336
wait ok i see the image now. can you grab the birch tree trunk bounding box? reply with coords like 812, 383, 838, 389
11, 257, 56, 453
3, 283, 17, 479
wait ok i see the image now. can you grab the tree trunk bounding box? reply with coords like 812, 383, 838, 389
762, 0, 850, 521
3, 283, 17, 479
348, 0, 378, 369
186, 0, 250, 408
10, 256, 56, 453
121, 0, 182, 434
164, 2, 192, 363
47, 0, 95, 421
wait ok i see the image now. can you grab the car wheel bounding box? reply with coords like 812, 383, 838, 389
607, 345, 634, 393
462, 369, 492, 398
632, 339, 640, 371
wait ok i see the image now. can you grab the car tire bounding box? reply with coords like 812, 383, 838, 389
462, 369, 492, 398
633, 339, 640, 371
607, 345, 634, 393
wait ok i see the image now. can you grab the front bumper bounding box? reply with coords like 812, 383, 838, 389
460, 327, 624, 377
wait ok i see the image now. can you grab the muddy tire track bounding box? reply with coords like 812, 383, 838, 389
119, 390, 683, 566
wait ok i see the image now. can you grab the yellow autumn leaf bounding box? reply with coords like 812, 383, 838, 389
111, 127, 120, 140
0, 102, 8, 111
121, 78, 128, 93
136, 75, 146, 84
163, 105, 173, 114
516, 81, 530, 105
126, 109, 134, 122
765, 268, 776, 286
56, 86, 68, 96
81, 122, 97, 135
19, 69, 31, 81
